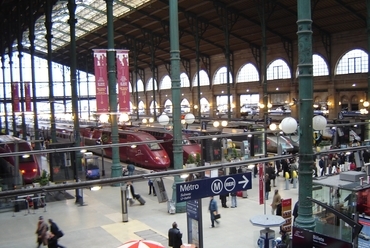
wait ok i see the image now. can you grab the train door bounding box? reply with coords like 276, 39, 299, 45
101, 131, 113, 158
118, 133, 129, 161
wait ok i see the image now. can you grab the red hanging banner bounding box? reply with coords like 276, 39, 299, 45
116, 50, 130, 113
24, 81, 32, 112
259, 163, 264, 205
93, 49, 109, 113
11, 82, 20, 113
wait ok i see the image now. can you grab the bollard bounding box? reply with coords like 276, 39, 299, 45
121, 183, 128, 222
292, 171, 298, 188
285, 172, 290, 190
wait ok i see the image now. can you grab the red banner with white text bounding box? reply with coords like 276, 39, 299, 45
11, 82, 20, 113
93, 49, 109, 113
24, 82, 32, 112
116, 50, 130, 113
259, 163, 264, 205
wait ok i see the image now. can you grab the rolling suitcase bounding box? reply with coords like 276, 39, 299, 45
135, 194, 146, 205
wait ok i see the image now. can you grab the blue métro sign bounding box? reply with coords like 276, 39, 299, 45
176, 172, 252, 202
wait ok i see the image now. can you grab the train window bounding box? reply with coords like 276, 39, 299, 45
119, 134, 127, 139
147, 143, 161, 151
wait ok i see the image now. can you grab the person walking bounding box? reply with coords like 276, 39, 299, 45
127, 163, 135, 176
265, 174, 271, 200
209, 196, 219, 228
126, 181, 137, 205
266, 162, 276, 187
271, 189, 282, 214
319, 156, 326, 176
48, 219, 64, 248
36, 216, 48, 247
219, 193, 229, 208
230, 191, 237, 208
168, 222, 183, 248
148, 171, 156, 196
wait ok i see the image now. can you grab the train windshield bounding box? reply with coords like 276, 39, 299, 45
7, 143, 34, 163
147, 143, 162, 151
182, 136, 191, 145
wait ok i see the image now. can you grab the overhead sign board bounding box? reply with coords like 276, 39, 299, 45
176, 172, 252, 202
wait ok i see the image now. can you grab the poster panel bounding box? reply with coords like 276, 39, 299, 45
116, 50, 130, 112
292, 226, 352, 248
93, 49, 109, 113
281, 198, 292, 233
11, 82, 20, 112
359, 216, 370, 248
24, 81, 31, 112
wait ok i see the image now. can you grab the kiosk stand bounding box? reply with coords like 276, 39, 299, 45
250, 214, 286, 248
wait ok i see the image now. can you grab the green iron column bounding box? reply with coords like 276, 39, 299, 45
28, 4, 41, 150
1, 56, 9, 134
106, 0, 121, 179
17, 13, 27, 141
295, 0, 315, 230
170, 0, 185, 213
68, 0, 82, 176
45, 0, 57, 143
366, 0, 370, 140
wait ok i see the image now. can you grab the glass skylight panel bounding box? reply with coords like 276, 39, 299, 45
20, 0, 152, 54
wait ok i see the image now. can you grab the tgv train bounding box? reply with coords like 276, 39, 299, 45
131, 126, 202, 166
0, 135, 40, 184
80, 127, 170, 170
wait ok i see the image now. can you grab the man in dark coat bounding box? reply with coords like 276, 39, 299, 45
48, 219, 65, 248
168, 222, 183, 248
293, 201, 299, 223
319, 156, 325, 176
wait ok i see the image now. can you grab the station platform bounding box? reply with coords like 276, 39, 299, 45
0, 157, 299, 248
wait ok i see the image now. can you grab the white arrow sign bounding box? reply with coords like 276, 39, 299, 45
238, 175, 249, 188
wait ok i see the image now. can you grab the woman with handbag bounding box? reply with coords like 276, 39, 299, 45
209, 196, 220, 228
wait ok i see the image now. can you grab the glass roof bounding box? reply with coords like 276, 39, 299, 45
21, 0, 151, 54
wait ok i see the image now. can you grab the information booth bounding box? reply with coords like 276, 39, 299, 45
311, 171, 370, 246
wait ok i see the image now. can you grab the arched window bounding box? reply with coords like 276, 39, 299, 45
180, 99, 191, 113
150, 100, 159, 114
236, 63, 259, 82
313, 54, 329, 76
266, 59, 291, 80
136, 79, 144, 92
128, 82, 132, 92
180, 73, 190, 88
164, 99, 172, 114
146, 78, 158, 91
213, 66, 233, 85
160, 75, 171, 90
192, 70, 210, 87
336, 49, 368, 75
138, 101, 145, 115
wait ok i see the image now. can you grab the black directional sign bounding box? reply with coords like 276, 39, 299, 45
176, 172, 252, 202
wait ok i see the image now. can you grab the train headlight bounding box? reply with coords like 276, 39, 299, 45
21, 170, 25, 174
32, 169, 37, 172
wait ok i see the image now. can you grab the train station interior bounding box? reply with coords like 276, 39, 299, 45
1, 0, 370, 247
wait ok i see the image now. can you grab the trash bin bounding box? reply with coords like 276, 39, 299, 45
33, 199, 38, 209
14, 202, 20, 212
168, 200, 176, 214
242, 190, 248, 198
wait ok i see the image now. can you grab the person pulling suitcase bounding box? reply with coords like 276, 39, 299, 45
126, 181, 145, 206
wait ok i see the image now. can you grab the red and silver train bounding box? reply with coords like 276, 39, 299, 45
79, 127, 171, 170
127, 126, 202, 167
0, 135, 40, 184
